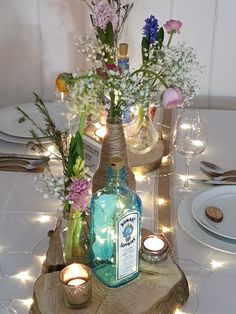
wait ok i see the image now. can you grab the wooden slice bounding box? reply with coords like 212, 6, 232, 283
205, 206, 223, 222
32, 257, 188, 314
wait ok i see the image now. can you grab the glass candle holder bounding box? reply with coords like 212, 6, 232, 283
141, 234, 168, 262
59, 263, 92, 309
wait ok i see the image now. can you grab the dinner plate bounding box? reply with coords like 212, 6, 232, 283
178, 191, 236, 254
0, 130, 51, 144
191, 186, 236, 240
0, 102, 65, 138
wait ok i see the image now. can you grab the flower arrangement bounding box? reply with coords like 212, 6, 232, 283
58, 1, 202, 128
18, 94, 91, 263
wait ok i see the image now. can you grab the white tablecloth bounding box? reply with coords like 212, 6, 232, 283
0, 109, 236, 313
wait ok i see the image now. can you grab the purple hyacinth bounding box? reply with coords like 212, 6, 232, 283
66, 178, 91, 212
143, 15, 159, 45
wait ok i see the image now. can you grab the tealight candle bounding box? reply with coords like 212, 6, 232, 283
144, 237, 165, 251
141, 234, 168, 262
59, 263, 92, 309
94, 126, 107, 141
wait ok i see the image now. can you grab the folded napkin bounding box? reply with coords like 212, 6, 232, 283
0, 165, 45, 173
0, 160, 45, 173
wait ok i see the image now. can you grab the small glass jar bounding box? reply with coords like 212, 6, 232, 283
141, 234, 168, 262
61, 211, 90, 265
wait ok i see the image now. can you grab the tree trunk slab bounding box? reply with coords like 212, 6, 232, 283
32, 257, 189, 314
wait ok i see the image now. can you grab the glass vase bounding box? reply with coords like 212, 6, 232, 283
61, 211, 90, 265
125, 105, 159, 154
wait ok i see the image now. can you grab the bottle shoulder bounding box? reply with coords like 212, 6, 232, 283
91, 186, 141, 201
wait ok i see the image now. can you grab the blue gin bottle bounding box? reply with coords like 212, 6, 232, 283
90, 156, 142, 287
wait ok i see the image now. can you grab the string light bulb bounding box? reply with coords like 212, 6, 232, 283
211, 260, 224, 269
19, 298, 33, 307
36, 215, 51, 223
13, 271, 33, 283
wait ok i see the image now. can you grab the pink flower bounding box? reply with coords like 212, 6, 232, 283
66, 178, 91, 212
161, 87, 184, 109
163, 20, 183, 34
92, 0, 118, 32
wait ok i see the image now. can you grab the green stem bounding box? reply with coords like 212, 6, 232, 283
79, 104, 86, 137
129, 104, 146, 137
109, 91, 116, 123
64, 212, 83, 261
131, 69, 169, 88
167, 33, 173, 47
137, 104, 145, 125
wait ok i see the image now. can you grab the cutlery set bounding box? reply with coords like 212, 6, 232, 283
191, 161, 236, 185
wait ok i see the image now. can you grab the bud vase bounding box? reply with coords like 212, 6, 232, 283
125, 105, 159, 154
61, 211, 90, 265
92, 118, 136, 194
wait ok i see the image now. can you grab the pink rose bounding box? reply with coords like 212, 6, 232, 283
161, 87, 184, 109
163, 20, 183, 34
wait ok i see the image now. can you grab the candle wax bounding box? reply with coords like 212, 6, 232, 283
144, 237, 165, 251
67, 278, 86, 286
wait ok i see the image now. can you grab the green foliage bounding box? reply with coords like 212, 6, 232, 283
141, 37, 149, 64
67, 130, 84, 179
157, 27, 164, 48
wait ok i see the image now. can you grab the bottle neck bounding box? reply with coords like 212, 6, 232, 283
107, 166, 126, 187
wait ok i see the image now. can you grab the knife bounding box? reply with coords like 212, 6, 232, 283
190, 178, 236, 185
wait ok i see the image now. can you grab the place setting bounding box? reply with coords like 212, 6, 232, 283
0, 101, 78, 172
178, 162, 236, 254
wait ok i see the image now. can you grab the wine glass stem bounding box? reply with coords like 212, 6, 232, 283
183, 154, 192, 190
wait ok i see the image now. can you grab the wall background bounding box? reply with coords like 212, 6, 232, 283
0, 0, 235, 109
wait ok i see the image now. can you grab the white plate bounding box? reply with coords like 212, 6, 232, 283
0, 130, 51, 144
0, 102, 70, 138
191, 186, 236, 240
178, 191, 236, 254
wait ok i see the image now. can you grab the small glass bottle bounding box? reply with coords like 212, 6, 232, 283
90, 156, 142, 287
118, 43, 129, 71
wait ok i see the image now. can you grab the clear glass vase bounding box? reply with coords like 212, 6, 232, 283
125, 105, 159, 154
61, 211, 90, 265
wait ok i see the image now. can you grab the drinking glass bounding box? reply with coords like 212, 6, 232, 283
172, 109, 207, 198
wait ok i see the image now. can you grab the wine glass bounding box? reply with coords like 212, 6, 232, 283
171, 109, 207, 198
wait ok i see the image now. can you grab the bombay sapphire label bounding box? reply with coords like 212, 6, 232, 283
116, 212, 139, 280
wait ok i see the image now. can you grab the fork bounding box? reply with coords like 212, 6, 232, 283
212, 175, 236, 181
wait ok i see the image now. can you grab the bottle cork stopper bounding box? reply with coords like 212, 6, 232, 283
119, 43, 128, 57
110, 156, 124, 170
